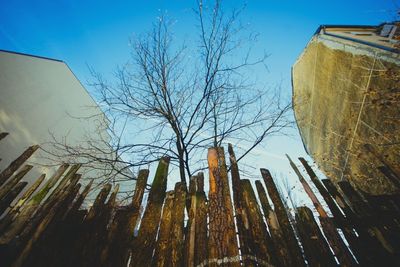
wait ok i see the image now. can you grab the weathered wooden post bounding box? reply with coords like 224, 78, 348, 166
240, 179, 277, 266
295, 206, 337, 267
184, 174, 208, 267
191, 176, 208, 266
0, 145, 39, 187
103, 169, 149, 267
227, 144, 255, 266
74, 183, 112, 266
0, 164, 69, 245
0, 174, 45, 233
64, 179, 94, 219
255, 180, 292, 267
207, 147, 240, 266
323, 179, 389, 265
45, 164, 81, 203
0, 165, 32, 201
170, 182, 187, 267
11, 172, 83, 267
185, 182, 196, 267
56, 178, 93, 266
298, 157, 374, 265
152, 191, 175, 267
86, 184, 113, 221
338, 181, 398, 264
0, 182, 27, 215
260, 168, 305, 267
27, 181, 82, 267
287, 155, 356, 266
130, 157, 169, 267
87, 184, 120, 267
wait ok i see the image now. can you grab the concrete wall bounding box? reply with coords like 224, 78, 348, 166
292, 35, 400, 195
0, 51, 127, 191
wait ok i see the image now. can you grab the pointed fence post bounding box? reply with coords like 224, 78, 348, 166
0, 174, 45, 233
240, 179, 277, 266
260, 168, 305, 267
184, 173, 208, 267
295, 206, 337, 267
0, 145, 39, 187
228, 144, 255, 266
152, 191, 175, 267
130, 157, 169, 267
0, 182, 28, 215
170, 182, 187, 267
11, 177, 82, 267
298, 157, 375, 265
0, 165, 33, 201
207, 147, 240, 267
105, 169, 149, 267
255, 180, 293, 267
287, 155, 356, 266
0, 164, 69, 245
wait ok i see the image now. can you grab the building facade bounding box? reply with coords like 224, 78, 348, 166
0, 50, 132, 193
292, 24, 400, 195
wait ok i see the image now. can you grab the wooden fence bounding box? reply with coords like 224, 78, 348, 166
0, 132, 399, 266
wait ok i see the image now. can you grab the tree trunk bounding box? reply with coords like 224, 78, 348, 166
176, 141, 187, 185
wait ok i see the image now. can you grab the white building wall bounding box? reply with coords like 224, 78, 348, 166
0, 50, 128, 191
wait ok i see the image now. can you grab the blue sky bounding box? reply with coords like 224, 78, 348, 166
1, 0, 398, 201
1, 0, 397, 85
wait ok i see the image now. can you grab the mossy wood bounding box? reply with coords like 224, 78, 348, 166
0, 142, 399, 266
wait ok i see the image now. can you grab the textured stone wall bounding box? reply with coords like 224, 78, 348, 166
292, 36, 400, 195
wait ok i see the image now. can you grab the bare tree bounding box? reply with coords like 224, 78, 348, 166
45, 0, 293, 188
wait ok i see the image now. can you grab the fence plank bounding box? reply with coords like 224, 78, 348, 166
0, 145, 39, 187
192, 175, 208, 267
207, 147, 240, 267
76, 183, 112, 267
90, 184, 120, 267
0, 174, 45, 233
287, 155, 356, 266
255, 180, 293, 267
170, 182, 186, 267
240, 179, 277, 266
325, 179, 390, 264
295, 206, 337, 267
298, 158, 344, 222
130, 157, 169, 267
260, 168, 305, 267
152, 191, 174, 267
0, 182, 28, 215
339, 181, 398, 264
11, 177, 81, 267
27, 182, 82, 267
299, 158, 378, 265
64, 179, 94, 218
0, 164, 68, 245
1, 142, 399, 267
185, 187, 197, 267
0, 165, 32, 201
46, 164, 81, 203
227, 144, 254, 266
105, 169, 149, 267
18, 166, 81, 244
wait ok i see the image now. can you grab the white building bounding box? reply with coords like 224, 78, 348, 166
0, 50, 133, 193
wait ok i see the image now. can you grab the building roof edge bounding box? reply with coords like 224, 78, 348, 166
0, 49, 64, 63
